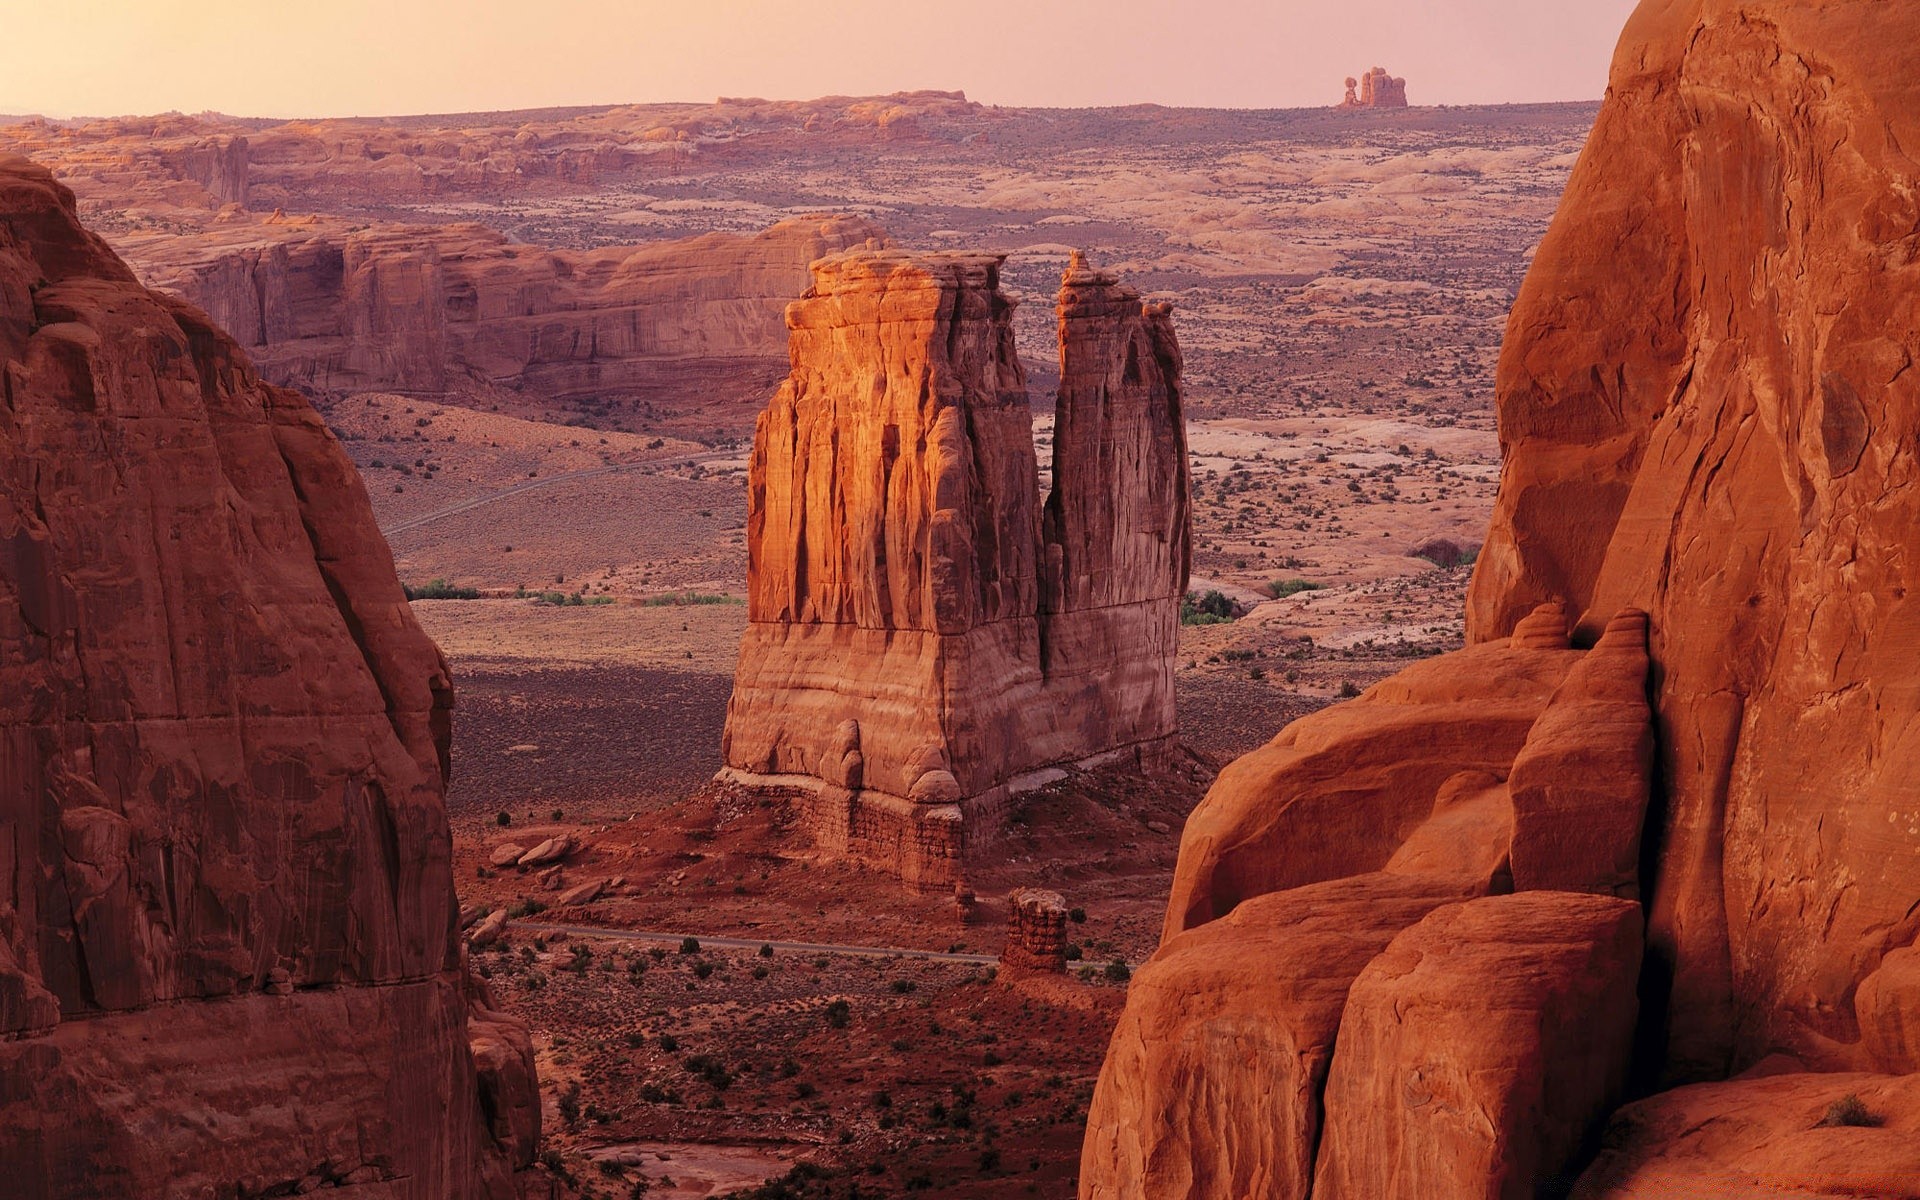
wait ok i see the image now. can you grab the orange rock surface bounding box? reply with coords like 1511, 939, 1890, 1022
0, 158, 537, 1198
1086, 3, 1920, 1195
722, 250, 1189, 887
1467, 0, 1920, 1080
127, 212, 884, 406
1314, 893, 1643, 1200
1570, 1071, 1920, 1199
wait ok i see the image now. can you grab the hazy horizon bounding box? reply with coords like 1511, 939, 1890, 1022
3, 0, 1639, 122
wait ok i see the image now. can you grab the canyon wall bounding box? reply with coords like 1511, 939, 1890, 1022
721, 250, 1188, 889
125, 213, 884, 411
0, 158, 538, 1198
1084, 1, 1920, 1196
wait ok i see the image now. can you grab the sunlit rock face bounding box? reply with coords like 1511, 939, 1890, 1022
0, 157, 538, 1200
1081, 0, 1920, 1196
722, 249, 1189, 889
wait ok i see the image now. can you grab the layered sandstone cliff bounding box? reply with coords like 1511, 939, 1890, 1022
118, 211, 885, 412
1083, 1, 1920, 1196
721, 250, 1188, 888
0, 158, 538, 1198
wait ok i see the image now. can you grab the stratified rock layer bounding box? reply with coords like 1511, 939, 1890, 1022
722, 250, 1188, 887
1466, 0, 1920, 1080
137, 213, 884, 416
0, 158, 536, 1198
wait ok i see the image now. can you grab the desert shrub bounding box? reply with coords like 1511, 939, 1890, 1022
693, 960, 715, 979
1338, 680, 1363, 698
506, 898, 546, 919
684, 1053, 733, 1090
658, 1033, 679, 1052
1180, 590, 1235, 626
679, 936, 701, 955
557, 1081, 583, 1130
404, 578, 481, 600
641, 590, 743, 607
890, 979, 916, 994
1104, 958, 1133, 983
1820, 1094, 1883, 1127
759, 942, 775, 958
824, 999, 852, 1029
1264, 578, 1322, 599
495, 810, 511, 827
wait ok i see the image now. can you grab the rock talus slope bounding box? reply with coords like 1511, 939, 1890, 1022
0, 157, 538, 1198
722, 249, 1188, 888
1083, 1, 1920, 1195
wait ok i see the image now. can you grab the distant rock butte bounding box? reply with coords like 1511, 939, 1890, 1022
721, 249, 1189, 889
0, 157, 538, 1198
1339, 67, 1409, 109
1083, 0, 1920, 1196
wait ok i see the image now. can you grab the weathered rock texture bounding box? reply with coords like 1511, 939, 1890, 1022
1001, 888, 1070, 976
1314, 893, 1643, 1200
1082, 2, 1920, 1197
0, 158, 537, 1198
722, 250, 1188, 888
1466, 0, 1920, 1082
1570, 1071, 1920, 1199
1340, 67, 1410, 109
131, 213, 884, 409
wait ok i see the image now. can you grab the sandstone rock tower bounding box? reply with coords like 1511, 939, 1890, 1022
1339, 67, 1409, 108
723, 249, 1189, 889
0, 159, 538, 1199
1083, 1, 1920, 1196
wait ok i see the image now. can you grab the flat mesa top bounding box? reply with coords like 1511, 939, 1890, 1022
807, 246, 1010, 287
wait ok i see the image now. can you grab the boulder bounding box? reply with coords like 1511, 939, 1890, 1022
1313, 893, 1644, 1199
517, 835, 573, 868
488, 842, 527, 868
1080, 874, 1479, 1200
468, 909, 509, 950
554, 879, 604, 908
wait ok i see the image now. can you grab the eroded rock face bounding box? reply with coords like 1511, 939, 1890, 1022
1314, 893, 1643, 1200
1001, 888, 1071, 976
1083, 3, 1920, 1197
722, 249, 1188, 888
136, 213, 885, 413
1570, 1071, 1920, 1199
1466, 0, 1920, 1080
0, 158, 536, 1198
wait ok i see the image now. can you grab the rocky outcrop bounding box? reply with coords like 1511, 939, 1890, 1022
1339, 67, 1409, 109
1314, 894, 1643, 1200
1001, 888, 1070, 976
1570, 1071, 1920, 1199
1467, 0, 1920, 1082
1083, 1, 1920, 1196
0, 158, 537, 1197
123, 212, 885, 412
721, 249, 1188, 888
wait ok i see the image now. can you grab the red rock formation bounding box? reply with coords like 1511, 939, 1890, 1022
1339, 67, 1410, 109
722, 249, 1188, 888
1467, 0, 1920, 1081
1570, 1071, 1920, 1198
1001, 888, 1070, 976
1083, 2, 1920, 1196
1082, 874, 1480, 1200
125, 212, 885, 412
1314, 894, 1643, 1200
0, 158, 537, 1198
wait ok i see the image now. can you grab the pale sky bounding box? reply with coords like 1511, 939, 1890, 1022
1, 1, 1641, 119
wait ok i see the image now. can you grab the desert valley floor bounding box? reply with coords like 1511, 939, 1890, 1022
6, 95, 1595, 1198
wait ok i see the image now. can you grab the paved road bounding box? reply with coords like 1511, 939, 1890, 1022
510, 920, 1001, 966
379, 449, 735, 538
